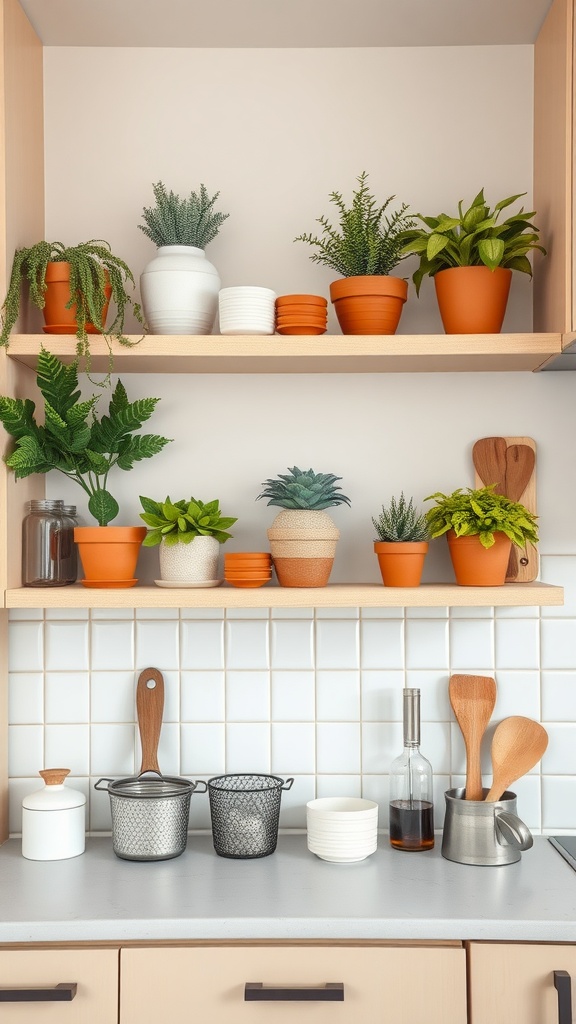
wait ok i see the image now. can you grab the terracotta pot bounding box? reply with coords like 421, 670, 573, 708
267, 508, 339, 587
276, 325, 327, 335
329, 275, 408, 335
433, 266, 513, 334
74, 526, 146, 587
276, 294, 327, 307
43, 262, 112, 334
374, 541, 428, 587
446, 530, 513, 586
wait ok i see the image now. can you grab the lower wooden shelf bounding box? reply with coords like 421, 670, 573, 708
3, 581, 564, 609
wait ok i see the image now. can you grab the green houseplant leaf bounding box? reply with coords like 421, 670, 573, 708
425, 486, 539, 549
139, 495, 238, 546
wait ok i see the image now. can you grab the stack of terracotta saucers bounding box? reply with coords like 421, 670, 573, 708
224, 552, 272, 588
275, 294, 328, 335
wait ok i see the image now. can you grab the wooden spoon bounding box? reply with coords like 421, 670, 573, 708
472, 436, 507, 494
136, 667, 165, 775
504, 444, 536, 579
485, 716, 548, 802
449, 674, 497, 800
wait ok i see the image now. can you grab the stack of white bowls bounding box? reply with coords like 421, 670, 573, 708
306, 797, 379, 863
218, 286, 276, 335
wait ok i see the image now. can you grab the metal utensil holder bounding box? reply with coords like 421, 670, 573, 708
208, 773, 294, 859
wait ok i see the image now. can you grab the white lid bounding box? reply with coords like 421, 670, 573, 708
22, 769, 86, 811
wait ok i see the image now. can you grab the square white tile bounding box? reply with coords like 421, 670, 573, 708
511, 773, 541, 832
135, 607, 179, 619
316, 670, 360, 721
181, 724, 225, 776
360, 671, 404, 722
449, 618, 494, 671
180, 620, 224, 670
421, 722, 451, 775
315, 775, 361, 799
187, 777, 213, 830
279, 775, 316, 829
91, 621, 134, 671
45, 607, 89, 619
542, 776, 576, 830
270, 620, 314, 670
272, 607, 313, 619
542, 671, 576, 722
45, 621, 89, 671
136, 620, 180, 669
90, 671, 136, 723
360, 620, 404, 670
8, 622, 44, 672
542, 725, 576, 774
90, 607, 134, 620
225, 607, 269, 619
406, 672, 452, 722
495, 618, 540, 670
180, 671, 225, 722
45, 724, 90, 775
8, 673, 43, 725
405, 619, 449, 670
450, 606, 494, 619
540, 619, 576, 670
8, 778, 45, 835
89, 777, 113, 832
9, 608, 43, 621
316, 722, 360, 774
494, 605, 540, 618
361, 607, 403, 619
316, 608, 359, 619
8, 725, 43, 777
316, 620, 359, 670
361, 773, 389, 813
90, 723, 136, 777
180, 608, 224, 619
225, 620, 269, 670
226, 723, 270, 773
406, 607, 448, 619
541, 554, 576, 618
225, 671, 270, 721
361, 722, 402, 775
45, 672, 90, 723
492, 671, 540, 720
271, 671, 315, 721
271, 723, 315, 774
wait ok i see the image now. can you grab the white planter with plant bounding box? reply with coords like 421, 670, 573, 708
139, 496, 237, 584
139, 181, 229, 335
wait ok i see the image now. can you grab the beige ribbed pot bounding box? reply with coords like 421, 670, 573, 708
267, 509, 340, 587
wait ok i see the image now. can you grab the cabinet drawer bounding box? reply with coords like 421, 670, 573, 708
469, 942, 576, 1024
121, 944, 466, 1024
0, 948, 118, 1023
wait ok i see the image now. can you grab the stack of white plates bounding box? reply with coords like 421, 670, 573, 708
219, 286, 276, 335
306, 797, 379, 863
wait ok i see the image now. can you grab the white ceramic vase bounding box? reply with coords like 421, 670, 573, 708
140, 245, 220, 335
159, 536, 220, 582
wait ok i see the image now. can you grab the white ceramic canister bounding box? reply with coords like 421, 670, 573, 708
22, 769, 86, 861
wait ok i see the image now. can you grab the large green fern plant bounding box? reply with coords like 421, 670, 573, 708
0, 349, 171, 526
139, 181, 230, 248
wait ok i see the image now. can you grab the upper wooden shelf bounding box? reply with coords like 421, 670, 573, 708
4, 582, 564, 609
5, 333, 563, 374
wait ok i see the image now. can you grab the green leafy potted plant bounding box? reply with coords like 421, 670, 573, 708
139, 495, 237, 586
399, 188, 546, 333
372, 493, 430, 587
139, 180, 230, 336
294, 171, 415, 335
425, 485, 539, 586
0, 348, 171, 587
0, 239, 144, 370
257, 466, 351, 587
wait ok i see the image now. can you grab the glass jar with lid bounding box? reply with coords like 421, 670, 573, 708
22, 499, 71, 586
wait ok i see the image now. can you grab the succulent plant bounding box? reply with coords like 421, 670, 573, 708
257, 467, 351, 510
139, 181, 230, 249
425, 485, 539, 549
372, 493, 429, 542
139, 496, 237, 546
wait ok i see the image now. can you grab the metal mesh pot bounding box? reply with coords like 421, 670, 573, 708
207, 773, 293, 859
95, 775, 207, 861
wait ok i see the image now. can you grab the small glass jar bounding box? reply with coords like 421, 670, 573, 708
22, 499, 69, 587
60, 504, 79, 584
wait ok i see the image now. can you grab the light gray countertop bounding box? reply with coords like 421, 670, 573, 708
0, 835, 574, 944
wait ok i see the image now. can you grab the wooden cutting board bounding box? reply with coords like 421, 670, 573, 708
472, 435, 537, 582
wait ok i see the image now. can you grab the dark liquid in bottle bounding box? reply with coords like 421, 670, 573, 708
389, 799, 435, 851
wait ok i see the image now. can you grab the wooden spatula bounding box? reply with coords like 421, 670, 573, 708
485, 716, 548, 802
472, 437, 507, 493
505, 444, 536, 579
449, 674, 497, 800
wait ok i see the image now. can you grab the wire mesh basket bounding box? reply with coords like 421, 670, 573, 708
207, 773, 294, 859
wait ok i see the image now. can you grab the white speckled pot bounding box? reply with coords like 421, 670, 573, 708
159, 536, 220, 582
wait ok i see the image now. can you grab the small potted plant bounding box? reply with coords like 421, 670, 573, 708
0, 348, 171, 587
257, 466, 351, 587
294, 171, 415, 335
399, 188, 546, 333
138, 180, 230, 335
139, 495, 237, 586
425, 485, 539, 586
0, 239, 144, 371
372, 493, 429, 587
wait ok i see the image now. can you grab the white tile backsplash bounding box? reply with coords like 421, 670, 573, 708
8, 573, 576, 835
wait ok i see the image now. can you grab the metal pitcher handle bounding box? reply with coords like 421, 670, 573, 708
495, 810, 533, 851
94, 778, 115, 791
192, 780, 208, 794
282, 778, 294, 791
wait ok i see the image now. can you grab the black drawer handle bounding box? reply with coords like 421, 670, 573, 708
245, 982, 344, 1002
554, 971, 572, 1024
0, 982, 77, 1002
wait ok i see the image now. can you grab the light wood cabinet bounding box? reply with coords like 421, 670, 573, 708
0, 947, 119, 1022
120, 943, 467, 1024
468, 942, 576, 1024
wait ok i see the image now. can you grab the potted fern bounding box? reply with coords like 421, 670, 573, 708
399, 188, 546, 333
139, 180, 230, 335
372, 493, 429, 587
294, 171, 415, 335
257, 466, 351, 587
0, 240, 144, 369
139, 495, 237, 586
425, 485, 539, 586
0, 348, 171, 587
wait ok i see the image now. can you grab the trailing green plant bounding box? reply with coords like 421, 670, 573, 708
294, 171, 415, 278
372, 493, 429, 542
0, 240, 145, 365
139, 181, 230, 249
399, 188, 546, 295
0, 348, 171, 526
257, 466, 351, 509
424, 485, 539, 549
139, 495, 237, 546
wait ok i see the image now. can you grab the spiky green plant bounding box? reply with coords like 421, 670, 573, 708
294, 171, 415, 278
0, 348, 171, 526
139, 181, 230, 249
372, 493, 429, 542
139, 495, 237, 546
257, 467, 351, 510
0, 240, 144, 366
425, 485, 539, 549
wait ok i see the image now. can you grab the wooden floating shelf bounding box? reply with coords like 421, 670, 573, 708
4, 582, 564, 610
5, 333, 563, 374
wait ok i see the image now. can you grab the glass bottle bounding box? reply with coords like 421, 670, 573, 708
22, 499, 68, 587
389, 688, 435, 851
60, 504, 79, 584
